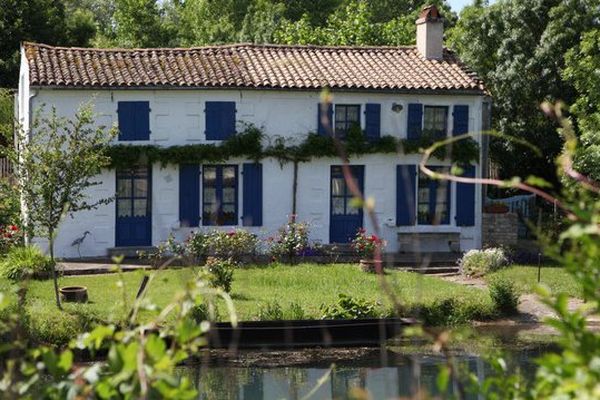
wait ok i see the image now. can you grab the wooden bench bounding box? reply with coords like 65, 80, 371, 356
397, 231, 461, 253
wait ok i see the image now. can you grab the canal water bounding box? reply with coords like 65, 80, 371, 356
179, 331, 552, 399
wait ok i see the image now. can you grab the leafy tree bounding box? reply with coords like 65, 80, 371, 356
113, 0, 174, 47
9, 104, 116, 309
563, 28, 600, 181
448, 0, 597, 186
238, 0, 286, 43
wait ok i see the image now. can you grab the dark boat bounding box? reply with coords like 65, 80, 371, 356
207, 318, 412, 349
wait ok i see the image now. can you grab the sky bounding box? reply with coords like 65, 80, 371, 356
448, 0, 497, 12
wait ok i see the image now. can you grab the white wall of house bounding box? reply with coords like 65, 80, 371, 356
24, 88, 483, 258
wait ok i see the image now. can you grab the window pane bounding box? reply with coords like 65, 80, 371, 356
332, 178, 345, 196
346, 198, 359, 215
223, 187, 235, 203
133, 199, 147, 217
203, 167, 217, 185
203, 188, 217, 204
346, 106, 359, 122
223, 166, 236, 183
118, 199, 132, 217
332, 198, 345, 215
133, 179, 147, 197
222, 204, 236, 224
117, 179, 132, 198
203, 205, 217, 225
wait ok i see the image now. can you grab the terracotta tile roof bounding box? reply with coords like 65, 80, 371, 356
23, 42, 486, 94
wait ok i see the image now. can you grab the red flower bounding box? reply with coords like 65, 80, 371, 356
9, 225, 18, 231
227, 231, 236, 236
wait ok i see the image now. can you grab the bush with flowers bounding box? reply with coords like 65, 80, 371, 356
0, 224, 23, 255
351, 228, 385, 259
268, 216, 310, 263
185, 229, 259, 263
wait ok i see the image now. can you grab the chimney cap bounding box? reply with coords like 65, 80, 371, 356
416, 5, 443, 24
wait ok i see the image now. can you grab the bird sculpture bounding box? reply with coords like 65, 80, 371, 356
71, 231, 91, 259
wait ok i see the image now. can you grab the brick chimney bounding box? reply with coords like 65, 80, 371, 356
416, 5, 444, 60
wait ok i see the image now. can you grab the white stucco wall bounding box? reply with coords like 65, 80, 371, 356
25, 88, 484, 258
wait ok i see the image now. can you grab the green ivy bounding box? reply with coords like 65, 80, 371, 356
401, 130, 480, 166
106, 124, 479, 168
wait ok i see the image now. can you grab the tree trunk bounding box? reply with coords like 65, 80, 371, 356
49, 229, 62, 310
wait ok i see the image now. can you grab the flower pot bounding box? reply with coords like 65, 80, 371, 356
359, 259, 381, 273
59, 286, 88, 303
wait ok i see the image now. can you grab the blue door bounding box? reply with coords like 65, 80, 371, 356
330, 165, 364, 243
116, 165, 152, 247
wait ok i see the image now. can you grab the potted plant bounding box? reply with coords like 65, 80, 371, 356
351, 228, 386, 273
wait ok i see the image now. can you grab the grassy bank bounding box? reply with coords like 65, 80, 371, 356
0, 263, 497, 346
487, 265, 581, 298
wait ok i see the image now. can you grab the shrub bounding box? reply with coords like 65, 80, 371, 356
190, 302, 221, 323
459, 248, 509, 277
488, 277, 520, 316
320, 294, 379, 319
186, 229, 259, 262
351, 228, 385, 259
416, 297, 496, 326
256, 301, 284, 320
0, 224, 23, 255
286, 302, 306, 320
199, 257, 235, 293
0, 246, 53, 281
268, 216, 310, 263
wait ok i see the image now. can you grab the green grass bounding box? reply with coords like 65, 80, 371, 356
0, 263, 496, 346
487, 265, 582, 298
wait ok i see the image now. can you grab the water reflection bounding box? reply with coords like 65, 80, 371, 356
182, 353, 517, 399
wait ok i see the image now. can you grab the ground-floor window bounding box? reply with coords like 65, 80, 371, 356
202, 165, 238, 225
417, 167, 450, 225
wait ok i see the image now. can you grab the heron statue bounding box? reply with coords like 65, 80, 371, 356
71, 231, 91, 259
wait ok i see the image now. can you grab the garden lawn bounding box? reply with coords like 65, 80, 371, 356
0, 263, 495, 346
487, 265, 581, 298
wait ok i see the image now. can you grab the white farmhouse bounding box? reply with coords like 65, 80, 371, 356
16, 6, 489, 259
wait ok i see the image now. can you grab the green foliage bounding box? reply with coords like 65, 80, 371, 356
448, 0, 598, 185
416, 296, 495, 326
0, 245, 52, 281
0, 224, 23, 255
459, 248, 509, 277
255, 300, 284, 320
320, 293, 379, 319
200, 257, 235, 293
402, 134, 480, 165
185, 229, 259, 262
0, 179, 20, 232
488, 277, 519, 316
268, 216, 310, 262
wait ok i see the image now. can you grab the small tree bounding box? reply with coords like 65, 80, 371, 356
9, 103, 116, 309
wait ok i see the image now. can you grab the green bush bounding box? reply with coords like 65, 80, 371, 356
286, 302, 306, 320
186, 229, 259, 262
190, 302, 220, 323
0, 246, 53, 281
200, 257, 235, 293
320, 294, 379, 319
255, 301, 284, 320
416, 297, 496, 326
488, 277, 520, 316
268, 217, 310, 263
460, 248, 509, 277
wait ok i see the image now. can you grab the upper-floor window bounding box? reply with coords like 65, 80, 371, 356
334, 104, 360, 138
205, 101, 236, 140
423, 106, 448, 138
117, 101, 150, 141
417, 167, 450, 225
203, 165, 238, 225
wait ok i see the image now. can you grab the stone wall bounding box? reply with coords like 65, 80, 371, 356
482, 212, 519, 247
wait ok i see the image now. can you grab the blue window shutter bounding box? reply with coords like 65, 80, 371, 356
407, 103, 423, 140
456, 165, 476, 226
396, 164, 416, 226
179, 164, 200, 227
117, 102, 136, 140
206, 101, 236, 140
317, 103, 333, 136
242, 163, 262, 226
134, 101, 150, 140
365, 103, 381, 141
453, 105, 469, 136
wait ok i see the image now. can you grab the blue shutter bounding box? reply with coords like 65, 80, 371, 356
453, 105, 469, 136
456, 165, 476, 226
365, 103, 381, 141
179, 164, 200, 227
242, 163, 263, 226
117, 101, 149, 141
396, 164, 416, 226
407, 103, 423, 140
134, 101, 150, 140
206, 101, 236, 140
117, 102, 136, 140
317, 103, 333, 136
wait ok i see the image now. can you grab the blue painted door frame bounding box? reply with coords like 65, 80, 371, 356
115, 165, 152, 247
329, 165, 364, 243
